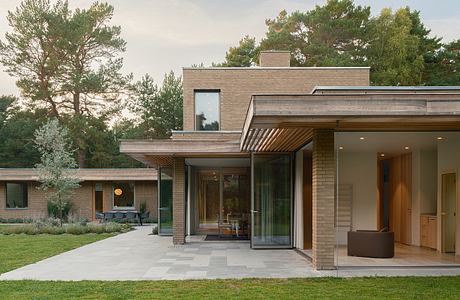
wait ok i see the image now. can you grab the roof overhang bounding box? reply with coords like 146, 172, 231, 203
0, 168, 157, 181
120, 132, 246, 167
241, 93, 460, 152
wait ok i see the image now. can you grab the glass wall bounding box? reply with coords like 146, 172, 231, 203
195, 91, 220, 131
252, 154, 292, 248
159, 167, 173, 235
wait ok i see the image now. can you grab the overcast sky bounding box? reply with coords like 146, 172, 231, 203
0, 0, 459, 96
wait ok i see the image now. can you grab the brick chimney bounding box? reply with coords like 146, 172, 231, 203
259, 50, 291, 67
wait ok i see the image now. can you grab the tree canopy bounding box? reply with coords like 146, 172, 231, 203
218, 0, 459, 86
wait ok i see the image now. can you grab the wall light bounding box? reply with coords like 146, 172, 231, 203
437, 136, 444, 140
359, 137, 365, 140
339, 146, 344, 150
404, 146, 410, 150
380, 153, 385, 157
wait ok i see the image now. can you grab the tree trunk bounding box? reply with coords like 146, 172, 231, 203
73, 92, 86, 168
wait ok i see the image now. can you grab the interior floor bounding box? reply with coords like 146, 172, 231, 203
336, 244, 460, 267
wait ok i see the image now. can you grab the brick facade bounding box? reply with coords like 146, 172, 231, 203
183, 67, 369, 131
172, 157, 186, 245
0, 181, 157, 221
312, 129, 336, 270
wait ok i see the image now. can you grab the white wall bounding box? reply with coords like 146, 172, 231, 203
338, 152, 377, 244
437, 139, 460, 255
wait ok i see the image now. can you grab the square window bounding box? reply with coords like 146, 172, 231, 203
6, 182, 28, 209
113, 182, 135, 209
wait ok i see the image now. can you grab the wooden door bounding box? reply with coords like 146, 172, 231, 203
442, 173, 456, 253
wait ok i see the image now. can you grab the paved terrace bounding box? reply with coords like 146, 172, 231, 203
2, 227, 460, 281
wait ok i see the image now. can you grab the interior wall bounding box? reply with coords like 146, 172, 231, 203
412, 149, 437, 246
437, 138, 460, 255
338, 152, 377, 244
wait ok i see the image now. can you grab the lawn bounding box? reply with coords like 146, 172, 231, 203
0, 277, 459, 299
0, 233, 113, 274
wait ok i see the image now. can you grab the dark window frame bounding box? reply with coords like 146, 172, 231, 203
112, 181, 135, 210
5, 182, 29, 209
194, 89, 221, 131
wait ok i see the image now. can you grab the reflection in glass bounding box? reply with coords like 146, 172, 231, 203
113, 182, 134, 208
195, 92, 219, 131
252, 154, 292, 247
159, 168, 173, 235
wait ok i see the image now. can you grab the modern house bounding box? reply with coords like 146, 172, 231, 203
121, 50, 460, 270
0, 168, 157, 221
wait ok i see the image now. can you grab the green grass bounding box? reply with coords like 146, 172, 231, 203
0, 233, 113, 274
0, 277, 459, 299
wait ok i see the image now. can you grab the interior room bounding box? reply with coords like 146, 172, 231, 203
334, 132, 460, 267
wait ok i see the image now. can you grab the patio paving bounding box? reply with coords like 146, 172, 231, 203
2, 226, 460, 281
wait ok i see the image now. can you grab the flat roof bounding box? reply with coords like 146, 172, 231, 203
0, 168, 157, 181
183, 66, 371, 71
312, 86, 460, 93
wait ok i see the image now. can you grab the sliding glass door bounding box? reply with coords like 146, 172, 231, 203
158, 167, 173, 235
252, 154, 292, 248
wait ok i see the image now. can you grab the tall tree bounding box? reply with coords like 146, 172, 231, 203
260, 0, 370, 66
0, 0, 130, 166
129, 71, 183, 138
35, 119, 80, 225
215, 35, 258, 67
366, 8, 424, 85
424, 39, 460, 85
0, 95, 46, 167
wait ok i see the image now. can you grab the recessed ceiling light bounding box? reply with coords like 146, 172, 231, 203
437, 136, 444, 140
380, 153, 385, 157
404, 146, 410, 150
359, 137, 365, 140
339, 146, 344, 150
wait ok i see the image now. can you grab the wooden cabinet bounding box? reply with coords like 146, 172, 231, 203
420, 214, 437, 249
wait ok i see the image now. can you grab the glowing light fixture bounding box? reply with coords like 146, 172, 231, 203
437, 136, 444, 140
404, 146, 410, 150
359, 137, 365, 140
114, 188, 123, 196
380, 153, 385, 157
339, 146, 344, 150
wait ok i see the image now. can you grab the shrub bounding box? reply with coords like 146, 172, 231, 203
0, 222, 132, 235
152, 224, 158, 235
47, 200, 73, 220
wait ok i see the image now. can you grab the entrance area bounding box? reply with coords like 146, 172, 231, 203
195, 168, 250, 239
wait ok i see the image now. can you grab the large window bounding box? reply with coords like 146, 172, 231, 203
195, 91, 220, 131
113, 182, 135, 209
6, 182, 28, 209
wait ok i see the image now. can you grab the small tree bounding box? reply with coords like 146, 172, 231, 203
35, 119, 80, 225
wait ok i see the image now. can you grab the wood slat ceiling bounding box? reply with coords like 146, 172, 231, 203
241, 127, 313, 152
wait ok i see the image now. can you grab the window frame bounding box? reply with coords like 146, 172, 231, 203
193, 89, 221, 131
5, 181, 29, 210
112, 181, 136, 210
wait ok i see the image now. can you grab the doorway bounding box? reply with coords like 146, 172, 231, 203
442, 172, 456, 253
196, 168, 250, 239
378, 153, 412, 245
94, 183, 103, 218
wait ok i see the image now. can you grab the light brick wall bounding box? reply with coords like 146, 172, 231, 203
259, 51, 291, 67
312, 129, 336, 270
0, 180, 157, 221
172, 157, 186, 245
183, 68, 369, 131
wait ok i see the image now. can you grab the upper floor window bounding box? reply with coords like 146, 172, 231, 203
113, 181, 135, 209
195, 91, 220, 131
6, 182, 28, 209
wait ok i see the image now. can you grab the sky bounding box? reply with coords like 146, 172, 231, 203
0, 0, 459, 96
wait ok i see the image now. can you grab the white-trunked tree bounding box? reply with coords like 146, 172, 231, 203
35, 119, 80, 225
